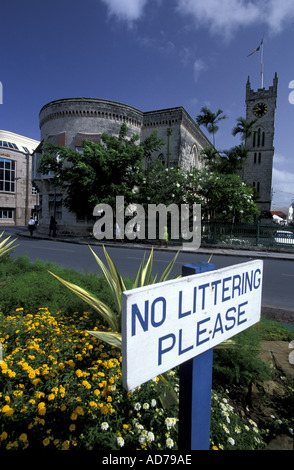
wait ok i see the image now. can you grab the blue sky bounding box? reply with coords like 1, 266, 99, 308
1, 0, 293, 209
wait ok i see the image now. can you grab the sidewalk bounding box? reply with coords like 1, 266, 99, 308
3, 225, 294, 261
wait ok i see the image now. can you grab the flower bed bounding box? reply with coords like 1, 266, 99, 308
0, 307, 178, 450
0, 307, 268, 450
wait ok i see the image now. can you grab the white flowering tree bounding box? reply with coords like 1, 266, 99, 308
140, 162, 258, 223
187, 169, 259, 222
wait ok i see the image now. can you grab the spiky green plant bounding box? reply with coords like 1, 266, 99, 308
49, 246, 180, 407
0, 231, 18, 259
50, 246, 180, 349
49, 246, 238, 408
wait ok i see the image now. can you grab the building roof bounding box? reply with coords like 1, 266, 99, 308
0, 130, 39, 154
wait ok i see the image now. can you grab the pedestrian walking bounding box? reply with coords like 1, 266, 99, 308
28, 217, 36, 236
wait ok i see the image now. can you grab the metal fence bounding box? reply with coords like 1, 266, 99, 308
200, 222, 294, 250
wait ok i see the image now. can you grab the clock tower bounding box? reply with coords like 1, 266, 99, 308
243, 72, 278, 213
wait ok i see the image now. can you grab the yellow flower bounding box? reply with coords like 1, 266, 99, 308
100, 405, 109, 415
28, 370, 36, 379
48, 394, 55, 401
43, 437, 50, 447
38, 402, 46, 416
61, 440, 70, 450
1, 405, 13, 417
69, 424, 76, 432
89, 401, 98, 409
32, 378, 41, 386
65, 359, 75, 368
0, 431, 8, 441
0, 361, 8, 372
75, 406, 84, 416
82, 380, 91, 389
76, 369, 83, 378
19, 433, 28, 443
70, 412, 78, 421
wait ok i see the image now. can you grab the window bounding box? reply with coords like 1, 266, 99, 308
48, 194, 62, 220
0, 141, 19, 150
253, 182, 260, 193
158, 153, 165, 166
0, 208, 14, 219
0, 158, 15, 192
32, 185, 38, 196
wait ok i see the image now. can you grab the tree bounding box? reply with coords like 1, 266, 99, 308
38, 123, 165, 217
218, 144, 249, 174
139, 160, 190, 207
189, 169, 259, 222
200, 146, 220, 171
196, 107, 227, 147
232, 116, 258, 141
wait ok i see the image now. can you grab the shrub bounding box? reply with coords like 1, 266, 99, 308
213, 326, 272, 387
0, 256, 114, 318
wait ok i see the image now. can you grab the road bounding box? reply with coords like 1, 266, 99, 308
10, 235, 294, 311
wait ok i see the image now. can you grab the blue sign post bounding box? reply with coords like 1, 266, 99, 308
178, 262, 215, 451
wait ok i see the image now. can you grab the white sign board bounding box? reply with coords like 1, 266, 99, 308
122, 260, 263, 390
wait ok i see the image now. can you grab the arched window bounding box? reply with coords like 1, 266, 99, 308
257, 128, 261, 147
191, 144, 200, 169
158, 153, 165, 166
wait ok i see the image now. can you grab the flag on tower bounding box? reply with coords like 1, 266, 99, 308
247, 39, 263, 57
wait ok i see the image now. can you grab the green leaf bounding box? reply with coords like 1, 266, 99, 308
158, 374, 179, 408
158, 250, 181, 283
48, 271, 119, 331
88, 246, 123, 317
0, 232, 18, 258
86, 330, 122, 349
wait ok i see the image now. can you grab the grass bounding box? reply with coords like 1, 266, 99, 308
0, 253, 293, 450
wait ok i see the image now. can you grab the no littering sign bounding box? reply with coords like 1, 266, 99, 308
122, 260, 263, 391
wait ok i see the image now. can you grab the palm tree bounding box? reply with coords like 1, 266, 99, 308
200, 146, 219, 171
219, 144, 249, 174
232, 116, 258, 141
196, 107, 227, 147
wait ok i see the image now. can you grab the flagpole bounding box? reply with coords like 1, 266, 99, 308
260, 38, 264, 88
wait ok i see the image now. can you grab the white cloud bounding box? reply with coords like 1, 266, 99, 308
265, 0, 294, 34
100, 0, 149, 22
193, 58, 207, 82
175, 0, 294, 39
272, 167, 294, 208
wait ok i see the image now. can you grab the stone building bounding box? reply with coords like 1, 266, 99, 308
33, 98, 211, 235
0, 130, 39, 227
241, 73, 278, 213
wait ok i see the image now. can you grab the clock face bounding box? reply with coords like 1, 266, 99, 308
253, 102, 268, 117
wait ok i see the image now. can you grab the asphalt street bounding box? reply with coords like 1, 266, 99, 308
6, 231, 294, 312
